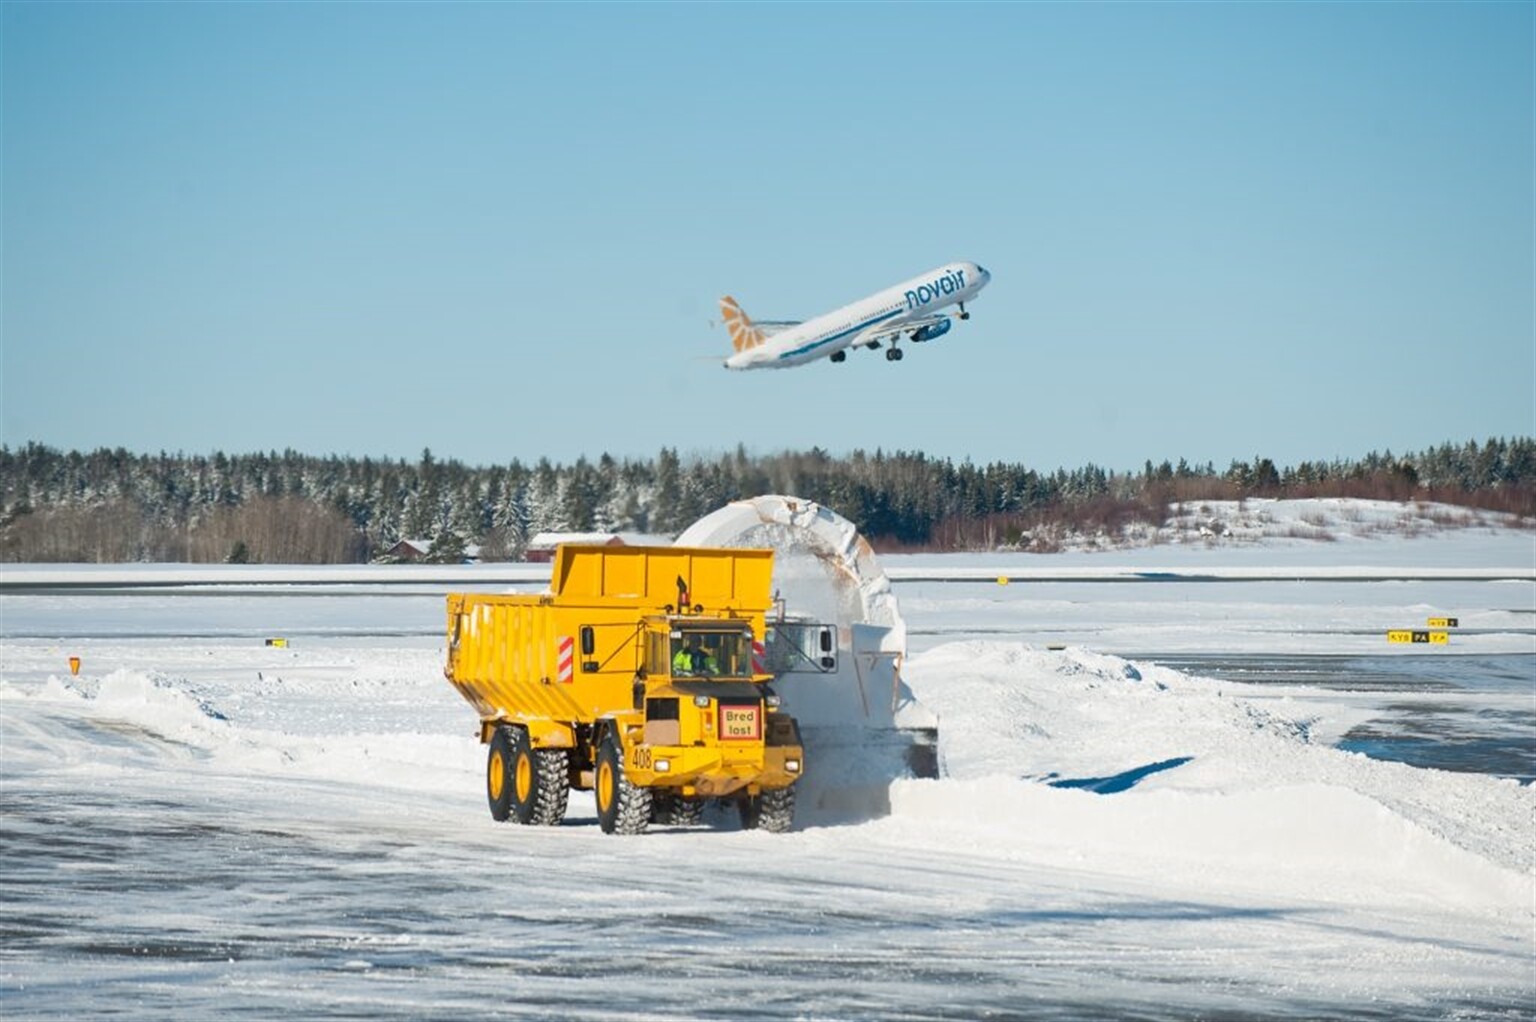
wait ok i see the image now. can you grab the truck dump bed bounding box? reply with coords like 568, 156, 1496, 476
447, 545, 774, 738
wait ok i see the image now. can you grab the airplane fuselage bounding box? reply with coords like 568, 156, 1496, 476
723, 261, 991, 370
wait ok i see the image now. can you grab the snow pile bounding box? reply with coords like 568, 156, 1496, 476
3, 666, 481, 796
1011, 496, 1531, 554
17, 668, 232, 741
896, 642, 1535, 912
1159, 498, 1526, 546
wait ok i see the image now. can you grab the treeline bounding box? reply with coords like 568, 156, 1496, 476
0, 437, 1531, 563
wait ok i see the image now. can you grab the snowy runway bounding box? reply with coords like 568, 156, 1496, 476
2, 531, 1532, 1019
5, 668, 1529, 1021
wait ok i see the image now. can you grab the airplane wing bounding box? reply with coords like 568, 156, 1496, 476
848, 313, 950, 351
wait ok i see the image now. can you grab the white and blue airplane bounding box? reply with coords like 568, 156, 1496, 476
720, 261, 992, 370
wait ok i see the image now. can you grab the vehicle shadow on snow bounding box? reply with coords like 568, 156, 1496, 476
1038, 755, 1195, 794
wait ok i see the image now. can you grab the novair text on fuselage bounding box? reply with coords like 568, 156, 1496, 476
904, 268, 967, 311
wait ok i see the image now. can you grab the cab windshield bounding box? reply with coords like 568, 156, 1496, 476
655, 629, 754, 678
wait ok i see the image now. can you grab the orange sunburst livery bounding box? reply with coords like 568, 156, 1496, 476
719, 296, 766, 352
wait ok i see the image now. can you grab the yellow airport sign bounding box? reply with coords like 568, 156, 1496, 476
1427, 617, 1458, 628
1387, 630, 1449, 645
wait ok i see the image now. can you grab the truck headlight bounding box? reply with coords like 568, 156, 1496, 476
786, 759, 800, 773
765, 693, 781, 709
655, 759, 671, 772
693, 696, 710, 707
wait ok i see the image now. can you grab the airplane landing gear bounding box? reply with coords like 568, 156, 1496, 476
830, 349, 846, 363
885, 347, 904, 362
958, 302, 970, 321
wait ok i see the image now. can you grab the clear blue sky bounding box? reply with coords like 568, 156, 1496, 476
3, 1, 1531, 474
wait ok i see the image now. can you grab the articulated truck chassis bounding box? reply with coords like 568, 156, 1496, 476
445, 544, 803, 835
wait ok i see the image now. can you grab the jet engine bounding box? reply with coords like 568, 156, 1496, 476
910, 319, 952, 343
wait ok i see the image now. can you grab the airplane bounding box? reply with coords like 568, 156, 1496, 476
719, 261, 992, 370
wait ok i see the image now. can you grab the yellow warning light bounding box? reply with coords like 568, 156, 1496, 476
68, 656, 81, 675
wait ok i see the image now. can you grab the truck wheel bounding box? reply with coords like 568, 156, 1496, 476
488, 726, 570, 826
528, 748, 571, 826
671, 795, 706, 826
595, 732, 651, 835
486, 727, 517, 822
738, 786, 795, 833
652, 791, 706, 827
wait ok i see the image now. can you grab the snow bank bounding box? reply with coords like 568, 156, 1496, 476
2, 667, 480, 796
898, 642, 1535, 914
891, 778, 1525, 910
899, 496, 1536, 557
10, 668, 233, 740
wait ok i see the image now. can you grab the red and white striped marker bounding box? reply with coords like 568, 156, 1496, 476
751, 640, 766, 675
557, 636, 575, 683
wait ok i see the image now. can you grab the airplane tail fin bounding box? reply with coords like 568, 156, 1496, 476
719, 296, 767, 353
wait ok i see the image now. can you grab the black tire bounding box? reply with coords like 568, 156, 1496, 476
489, 726, 570, 826
671, 795, 706, 826
594, 732, 651, 835
486, 727, 516, 822
652, 791, 706, 827
526, 747, 571, 826
737, 786, 795, 833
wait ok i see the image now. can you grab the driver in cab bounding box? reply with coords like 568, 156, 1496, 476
672, 637, 718, 676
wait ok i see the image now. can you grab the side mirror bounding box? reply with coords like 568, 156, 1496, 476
580, 626, 595, 656
819, 627, 834, 653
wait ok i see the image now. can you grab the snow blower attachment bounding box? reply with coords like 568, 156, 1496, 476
445, 544, 803, 835
675, 495, 941, 824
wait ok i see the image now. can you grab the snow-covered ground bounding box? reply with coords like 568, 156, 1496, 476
994, 495, 1532, 554
1, 513, 1532, 1019
883, 509, 1532, 661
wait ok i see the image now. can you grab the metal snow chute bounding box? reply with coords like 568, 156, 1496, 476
674, 495, 938, 824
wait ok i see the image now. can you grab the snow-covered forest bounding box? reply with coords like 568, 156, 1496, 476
1, 437, 1531, 563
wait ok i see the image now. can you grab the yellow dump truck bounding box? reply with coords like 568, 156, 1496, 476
444, 544, 804, 834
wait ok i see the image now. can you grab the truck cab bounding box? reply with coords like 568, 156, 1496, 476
628, 617, 801, 801
652, 622, 756, 680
